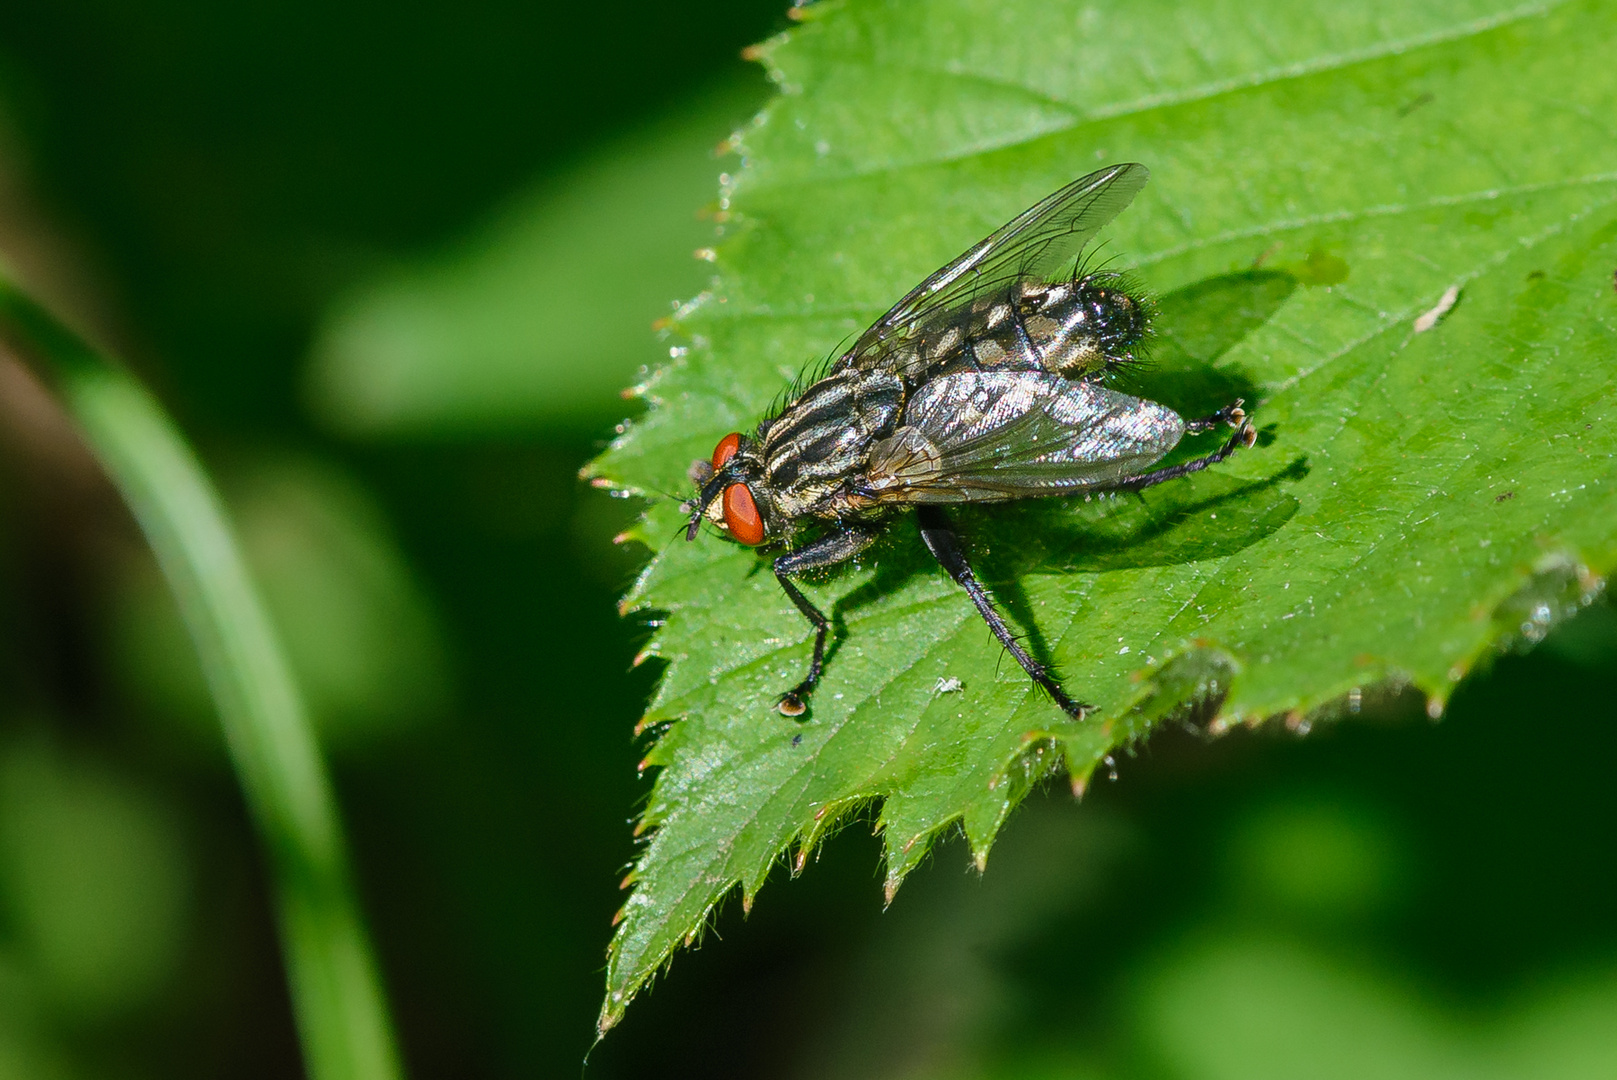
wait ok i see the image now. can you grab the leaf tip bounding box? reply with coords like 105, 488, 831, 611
597, 991, 627, 1038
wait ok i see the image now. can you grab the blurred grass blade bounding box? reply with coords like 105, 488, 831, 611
0, 278, 403, 1080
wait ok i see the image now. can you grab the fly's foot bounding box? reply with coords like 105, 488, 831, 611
777, 687, 810, 717
1185, 398, 1248, 434
1042, 680, 1089, 720
1239, 421, 1258, 449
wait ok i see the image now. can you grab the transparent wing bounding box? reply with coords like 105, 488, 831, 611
843, 163, 1149, 370
863, 371, 1183, 502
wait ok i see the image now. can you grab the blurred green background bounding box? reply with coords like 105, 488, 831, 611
0, 2, 1614, 1078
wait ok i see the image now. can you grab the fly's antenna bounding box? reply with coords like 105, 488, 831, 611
641, 479, 693, 503
684, 471, 730, 541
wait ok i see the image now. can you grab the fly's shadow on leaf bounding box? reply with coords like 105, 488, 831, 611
782, 461, 1306, 705
974, 461, 1305, 575
1124, 268, 1298, 418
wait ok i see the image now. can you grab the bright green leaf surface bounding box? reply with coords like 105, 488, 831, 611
589, 0, 1617, 1030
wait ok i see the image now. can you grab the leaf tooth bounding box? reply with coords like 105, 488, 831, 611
597, 1002, 622, 1038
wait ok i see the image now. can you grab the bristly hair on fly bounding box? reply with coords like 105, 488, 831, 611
1067, 242, 1157, 385
756, 332, 858, 439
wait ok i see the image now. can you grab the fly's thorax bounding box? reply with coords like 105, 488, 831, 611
758, 367, 905, 517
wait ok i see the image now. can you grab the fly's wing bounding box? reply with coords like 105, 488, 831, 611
842, 163, 1149, 370
864, 371, 1184, 503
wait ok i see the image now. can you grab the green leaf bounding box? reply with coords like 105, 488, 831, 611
588, 0, 1617, 1031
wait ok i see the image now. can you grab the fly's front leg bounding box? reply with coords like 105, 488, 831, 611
773, 526, 880, 717
917, 506, 1086, 718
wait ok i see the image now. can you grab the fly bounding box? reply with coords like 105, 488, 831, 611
684, 163, 1256, 718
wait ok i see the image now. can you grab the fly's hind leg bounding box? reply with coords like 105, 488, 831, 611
1111, 405, 1257, 493
773, 526, 880, 717
917, 506, 1086, 718
1182, 397, 1248, 435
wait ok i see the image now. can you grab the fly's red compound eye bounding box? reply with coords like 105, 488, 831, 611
722, 484, 765, 545
712, 432, 742, 470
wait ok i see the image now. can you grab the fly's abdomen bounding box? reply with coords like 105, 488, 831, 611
914, 276, 1147, 382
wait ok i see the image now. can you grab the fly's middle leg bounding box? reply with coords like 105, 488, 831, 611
917, 506, 1086, 718
772, 526, 880, 716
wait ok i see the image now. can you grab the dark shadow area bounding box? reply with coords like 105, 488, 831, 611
954, 457, 1306, 578
1123, 268, 1297, 421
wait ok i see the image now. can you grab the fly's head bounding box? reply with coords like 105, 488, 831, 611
684, 431, 779, 547
1074, 273, 1150, 370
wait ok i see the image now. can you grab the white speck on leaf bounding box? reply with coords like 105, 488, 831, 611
1415, 285, 1461, 332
